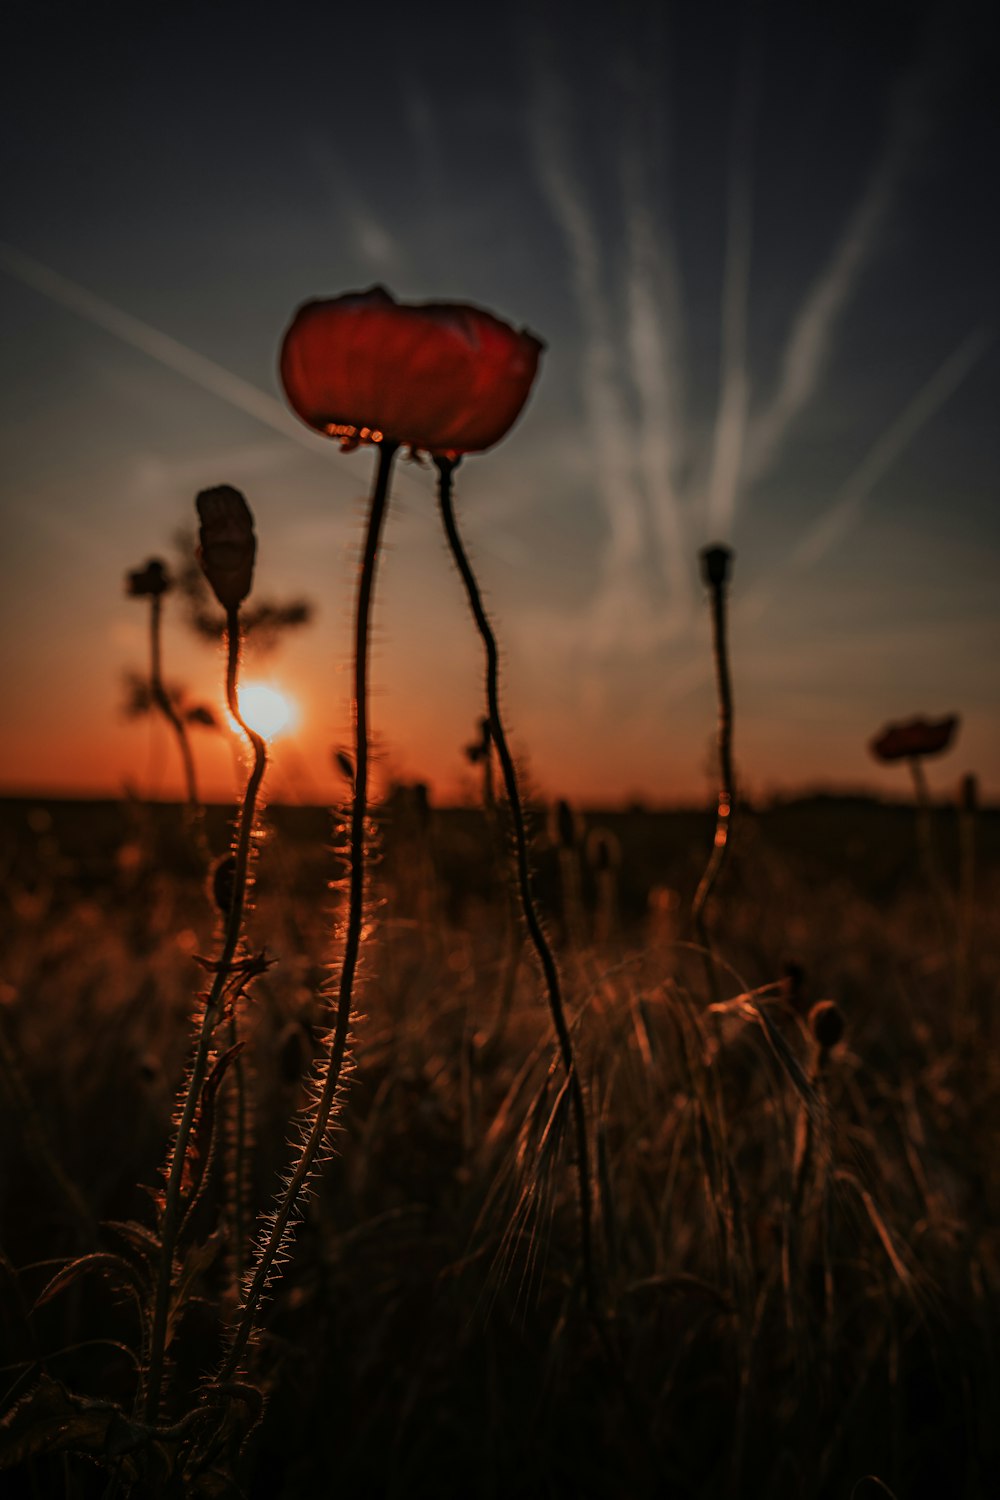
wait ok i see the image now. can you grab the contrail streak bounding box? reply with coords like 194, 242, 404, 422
528, 56, 649, 649
791, 327, 992, 568
705, 54, 757, 536
620, 62, 692, 630
747, 64, 936, 483
0, 241, 320, 452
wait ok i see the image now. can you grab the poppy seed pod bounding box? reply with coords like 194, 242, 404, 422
552, 798, 580, 851
280, 286, 545, 457
196, 486, 256, 612
808, 999, 845, 1052
700, 544, 733, 589
210, 854, 237, 918
869, 714, 958, 763
126, 558, 171, 598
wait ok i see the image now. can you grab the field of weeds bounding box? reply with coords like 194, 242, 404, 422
1, 792, 997, 1498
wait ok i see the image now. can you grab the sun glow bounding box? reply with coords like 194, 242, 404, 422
235, 682, 298, 741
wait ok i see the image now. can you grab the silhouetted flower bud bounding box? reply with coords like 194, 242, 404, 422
126, 558, 171, 598
700, 544, 733, 589
412, 781, 430, 830
586, 828, 621, 872
781, 960, 808, 1017
960, 773, 978, 814
808, 999, 844, 1052
185, 704, 218, 728
465, 717, 492, 764
333, 749, 354, 785
278, 1021, 308, 1083
196, 486, 256, 612
211, 854, 237, 917
869, 714, 958, 763
552, 798, 579, 851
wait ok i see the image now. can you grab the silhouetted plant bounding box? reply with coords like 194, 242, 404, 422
869, 713, 959, 960
436, 455, 597, 1314
143, 486, 264, 1426
125, 558, 202, 816
692, 543, 736, 998
170, 527, 314, 654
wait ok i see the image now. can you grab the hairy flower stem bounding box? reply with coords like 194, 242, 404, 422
221, 439, 398, 1378
222, 613, 267, 1290
142, 608, 266, 1423
435, 456, 596, 1312
149, 591, 201, 819
692, 562, 735, 1001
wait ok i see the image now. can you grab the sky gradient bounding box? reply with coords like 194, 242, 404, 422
2, 0, 997, 807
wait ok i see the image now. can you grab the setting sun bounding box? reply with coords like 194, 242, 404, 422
235, 682, 298, 740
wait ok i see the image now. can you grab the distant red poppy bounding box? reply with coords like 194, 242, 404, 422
279, 286, 544, 456
869, 714, 959, 762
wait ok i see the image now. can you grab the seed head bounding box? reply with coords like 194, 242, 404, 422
552, 798, 579, 851
808, 999, 845, 1053
869, 714, 958, 763
700, 544, 733, 589
196, 486, 256, 612
781, 960, 808, 1017
126, 558, 171, 598
211, 854, 237, 918
587, 828, 621, 873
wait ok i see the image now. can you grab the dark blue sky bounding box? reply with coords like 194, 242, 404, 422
2, 0, 997, 802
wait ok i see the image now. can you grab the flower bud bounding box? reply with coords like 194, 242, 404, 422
211, 854, 237, 917
552, 798, 579, 851
808, 999, 845, 1053
126, 558, 171, 598
700, 544, 733, 589
196, 486, 256, 612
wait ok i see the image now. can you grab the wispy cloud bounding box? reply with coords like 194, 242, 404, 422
790, 327, 993, 568
619, 48, 692, 632
746, 64, 938, 483
527, 48, 651, 651
705, 54, 757, 536
0, 241, 319, 450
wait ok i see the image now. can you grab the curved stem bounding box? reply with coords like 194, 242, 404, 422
222, 610, 267, 1291
142, 608, 266, 1422
435, 456, 596, 1311
692, 572, 734, 995
221, 439, 398, 1376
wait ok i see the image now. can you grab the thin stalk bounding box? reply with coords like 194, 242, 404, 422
142, 608, 266, 1423
221, 439, 398, 1376
692, 554, 735, 998
435, 456, 596, 1312
149, 592, 200, 815
222, 621, 267, 1292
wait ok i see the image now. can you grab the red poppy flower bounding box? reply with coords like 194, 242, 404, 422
279, 286, 544, 456
869, 714, 959, 762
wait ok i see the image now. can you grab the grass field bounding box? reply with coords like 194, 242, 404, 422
1, 790, 998, 1497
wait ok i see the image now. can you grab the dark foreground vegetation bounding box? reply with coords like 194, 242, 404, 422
1, 793, 998, 1498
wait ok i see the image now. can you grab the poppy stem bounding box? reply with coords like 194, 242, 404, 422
435, 456, 596, 1313
143, 605, 266, 1424
692, 551, 735, 999
221, 439, 398, 1378
222, 611, 268, 1293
